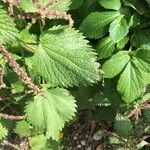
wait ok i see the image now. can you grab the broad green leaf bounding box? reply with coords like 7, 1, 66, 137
25, 88, 76, 140
0, 6, 18, 44
117, 61, 145, 103
131, 30, 150, 47
14, 120, 32, 137
114, 114, 133, 137
96, 37, 115, 59
80, 11, 120, 39
98, 0, 121, 10
33, 26, 100, 87
102, 51, 130, 78
70, 0, 84, 9
109, 15, 129, 43
0, 123, 8, 140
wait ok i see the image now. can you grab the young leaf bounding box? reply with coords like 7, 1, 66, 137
25, 88, 76, 140
117, 36, 129, 49
14, 120, 32, 137
96, 36, 115, 59
109, 15, 129, 43
102, 51, 130, 78
0, 5, 18, 44
32, 26, 100, 87
114, 114, 133, 137
98, 0, 121, 10
0, 123, 8, 140
29, 134, 48, 150
80, 11, 120, 39
117, 61, 145, 103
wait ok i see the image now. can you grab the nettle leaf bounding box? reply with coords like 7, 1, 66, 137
98, 0, 121, 10
96, 36, 115, 59
117, 61, 145, 103
14, 120, 32, 137
32, 26, 100, 87
0, 123, 8, 140
0, 5, 18, 44
117, 36, 129, 49
25, 88, 76, 140
80, 11, 120, 39
114, 114, 133, 137
20, 0, 71, 12
146, 0, 150, 6
102, 51, 130, 78
109, 15, 129, 43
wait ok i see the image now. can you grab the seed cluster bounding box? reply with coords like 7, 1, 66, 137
0, 45, 44, 95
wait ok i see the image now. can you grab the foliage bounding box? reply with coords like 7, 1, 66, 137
0, 0, 150, 149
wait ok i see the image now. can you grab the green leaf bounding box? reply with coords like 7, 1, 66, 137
114, 114, 133, 137
146, 0, 150, 6
117, 61, 145, 103
131, 30, 150, 47
80, 11, 120, 39
0, 6, 18, 44
14, 120, 32, 137
25, 88, 76, 140
0, 123, 8, 140
32, 26, 100, 87
96, 36, 115, 59
109, 15, 129, 43
143, 109, 150, 122
117, 36, 129, 49
102, 51, 130, 78
20, 0, 71, 13
98, 0, 121, 10
70, 0, 84, 9
124, 0, 148, 15
136, 48, 150, 64
29, 134, 49, 150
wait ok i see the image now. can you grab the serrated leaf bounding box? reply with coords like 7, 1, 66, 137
114, 114, 133, 137
0, 6, 18, 44
102, 51, 130, 78
98, 0, 121, 10
29, 134, 48, 150
96, 36, 115, 59
0, 123, 8, 140
117, 61, 145, 103
109, 15, 129, 43
25, 88, 76, 140
14, 120, 32, 137
117, 36, 129, 49
20, 0, 71, 13
32, 26, 100, 87
80, 11, 120, 39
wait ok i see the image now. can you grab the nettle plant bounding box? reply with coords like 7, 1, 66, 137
0, 0, 150, 149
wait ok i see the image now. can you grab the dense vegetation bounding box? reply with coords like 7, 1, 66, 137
0, 0, 150, 149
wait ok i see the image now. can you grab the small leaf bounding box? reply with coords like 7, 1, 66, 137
98, 0, 121, 10
96, 36, 115, 59
0, 123, 8, 140
117, 61, 145, 103
29, 134, 48, 150
25, 88, 76, 140
33, 26, 100, 87
102, 51, 130, 78
117, 36, 129, 49
109, 15, 129, 43
14, 120, 32, 137
114, 114, 133, 137
80, 11, 120, 39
